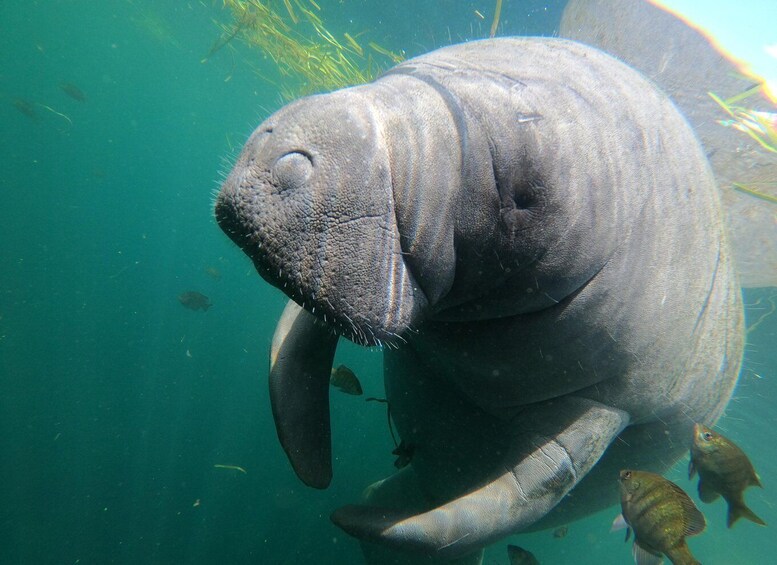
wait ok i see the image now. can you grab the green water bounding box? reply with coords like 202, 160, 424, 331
0, 1, 774, 563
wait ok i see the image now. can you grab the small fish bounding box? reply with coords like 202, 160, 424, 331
616, 469, 705, 565
507, 544, 540, 564
178, 291, 212, 311
689, 423, 765, 528
13, 98, 37, 119
330, 364, 362, 395
552, 525, 568, 539
392, 440, 415, 469
60, 82, 86, 102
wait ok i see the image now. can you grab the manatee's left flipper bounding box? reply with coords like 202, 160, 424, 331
332, 396, 629, 559
270, 300, 339, 489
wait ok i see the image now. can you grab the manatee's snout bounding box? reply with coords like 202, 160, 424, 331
215, 92, 427, 346
214, 130, 269, 261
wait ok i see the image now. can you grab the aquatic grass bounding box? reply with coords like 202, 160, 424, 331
217, 0, 404, 100
709, 87, 777, 154
710, 85, 777, 208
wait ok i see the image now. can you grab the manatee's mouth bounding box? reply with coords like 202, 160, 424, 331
215, 188, 426, 348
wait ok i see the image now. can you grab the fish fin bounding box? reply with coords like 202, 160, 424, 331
665, 541, 701, 565
752, 473, 763, 488
684, 508, 707, 536
610, 513, 629, 533
727, 501, 766, 528
662, 479, 705, 536
681, 500, 706, 537
626, 527, 632, 543
697, 479, 719, 503
688, 459, 696, 479
632, 540, 664, 565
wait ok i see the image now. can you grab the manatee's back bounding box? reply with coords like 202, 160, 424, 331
389, 37, 742, 438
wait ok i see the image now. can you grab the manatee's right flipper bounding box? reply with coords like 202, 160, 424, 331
332, 396, 629, 559
359, 467, 485, 565
269, 300, 339, 489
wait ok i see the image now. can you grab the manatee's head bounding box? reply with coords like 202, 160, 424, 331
215, 90, 427, 345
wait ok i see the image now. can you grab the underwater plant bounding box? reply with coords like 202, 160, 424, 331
710, 85, 777, 210
214, 0, 403, 99
710, 85, 777, 155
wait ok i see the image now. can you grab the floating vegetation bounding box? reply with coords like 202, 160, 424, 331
490, 0, 503, 38
202, 5, 255, 64
746, 293, 777, 335
214, 464, 247, 474
711, 85, 777, 208
710, 85, 777, 154
37, 103, 73, 127
217, 0, 404, 100
732, 182, 777, 205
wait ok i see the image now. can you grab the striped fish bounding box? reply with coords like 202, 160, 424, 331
615, 469, 705, 565
690, 423, 765, 528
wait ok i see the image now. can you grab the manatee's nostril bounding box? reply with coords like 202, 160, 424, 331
272, 151, 314, 191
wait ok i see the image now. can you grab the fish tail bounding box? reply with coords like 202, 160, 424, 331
727, 501, 766, 527
666, 541, 702, 565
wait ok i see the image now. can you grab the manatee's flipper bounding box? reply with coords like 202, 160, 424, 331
269, 300, 339, 489
359, 467, 485, 565
332, 397, 629, 558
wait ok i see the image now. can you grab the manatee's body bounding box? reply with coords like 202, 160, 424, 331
216, 37, 743, 562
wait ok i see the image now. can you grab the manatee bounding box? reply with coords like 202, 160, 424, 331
215, 37, 743, 562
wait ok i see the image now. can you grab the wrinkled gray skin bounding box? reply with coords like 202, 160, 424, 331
215, 38, 743, 563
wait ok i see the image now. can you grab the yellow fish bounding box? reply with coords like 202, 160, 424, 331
330, 364, 362, 395
615, 469, 705, 565
690, 423, 765, 528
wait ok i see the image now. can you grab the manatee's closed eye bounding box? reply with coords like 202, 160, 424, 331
272, 151, 314, 191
